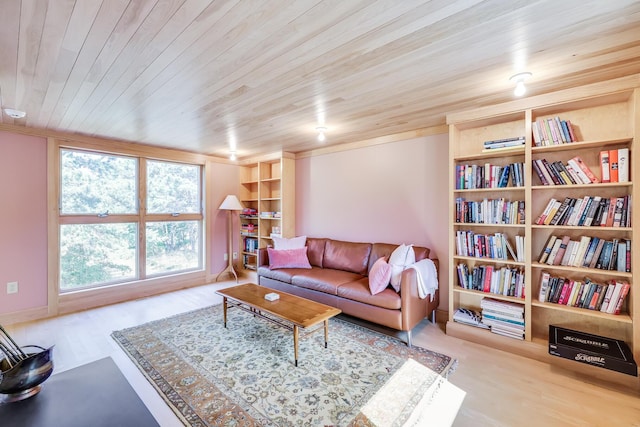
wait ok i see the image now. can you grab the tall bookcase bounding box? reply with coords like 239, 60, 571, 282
447, 80, 640, 387
238, 152, 295, 271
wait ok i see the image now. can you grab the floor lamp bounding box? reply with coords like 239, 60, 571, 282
216, 194, 244, 283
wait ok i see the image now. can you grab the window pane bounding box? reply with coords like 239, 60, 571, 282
146, 221, 201, 275
60, 150, 137, 214
147, 160, 200, 214
60, 223, 138, 290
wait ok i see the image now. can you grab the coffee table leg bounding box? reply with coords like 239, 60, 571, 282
293, 325, 299, 367
223, 297, 228, 328
324, 319, 329, 348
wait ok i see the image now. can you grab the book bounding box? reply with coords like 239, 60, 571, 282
599, 150, 610, 183
560, 240, 577, 266
613, 283, 630, 315
572, 236, 592, 267
536, 198, 558, 225
538, 271, 551, 302
618, 148, 629, 182
581, 237, 600, 267
544, 199, 563, 225
570, 156, 600, 183
532, 159, 550, 185
605, 281, 624, 314
453, 308, 490, 329
551, 235, 571, 265
599, 283, 616, 313
609, 149, 619, 182
538, 235, 557, 264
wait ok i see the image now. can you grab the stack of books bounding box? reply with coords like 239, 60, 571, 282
482, 136, 525, 151
453, 308, 489, 329
481, 298, 525, 340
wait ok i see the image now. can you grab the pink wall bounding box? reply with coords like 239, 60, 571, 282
0, 131, 48, 313
296, 134, 450, 309
209, 162, 242, 277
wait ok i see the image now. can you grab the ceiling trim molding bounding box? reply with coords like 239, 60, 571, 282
294, 125, 448, 159
447, 74, 640, 124
0, 123, 232, 165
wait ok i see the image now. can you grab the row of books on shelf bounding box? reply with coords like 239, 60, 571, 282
481, 298, 525, 340
482, 136, 525, 151
455, 162, 525, 189
455, 197, 525, 225
536, 195, 631, 228
532, 156, 599, 186
538, 272, 629, 315
243, 237, 258, 253
456, 263, 525, 298
456, 230, 525, 262
538, 235, 631, 272
600, 149, 629, 183
532, 116, 577, 146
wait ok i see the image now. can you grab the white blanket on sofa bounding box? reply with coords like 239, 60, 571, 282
407, 258, 438, 301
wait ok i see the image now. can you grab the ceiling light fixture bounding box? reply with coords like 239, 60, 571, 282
229, 151, 237, 161
509, 72, 532, 97
316, 126, 327, 142
4, 108, 26, 119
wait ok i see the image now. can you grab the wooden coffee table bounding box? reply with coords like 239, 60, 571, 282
216, 283, 341, 366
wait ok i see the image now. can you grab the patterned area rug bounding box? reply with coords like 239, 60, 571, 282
112, 304, 456, 426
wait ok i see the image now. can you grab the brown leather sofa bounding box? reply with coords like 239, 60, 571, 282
257, 237, 439, 346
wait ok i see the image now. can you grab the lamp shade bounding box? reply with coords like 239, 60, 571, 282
218, 195, 243, 211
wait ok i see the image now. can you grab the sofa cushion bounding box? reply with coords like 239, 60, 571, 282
323, 239, 371, 275
389, 244, 416, 292
337, 278, 401, 310
292, 269, 364, 295
267, 247, 311, 269
306, 237, 326, 267
273, 235, 306, 250
369, 243, 431, 272
368, 256, 392, 295
258, 266, 309, 284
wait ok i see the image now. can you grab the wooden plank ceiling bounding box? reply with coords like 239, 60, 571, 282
1, 0, 639, 159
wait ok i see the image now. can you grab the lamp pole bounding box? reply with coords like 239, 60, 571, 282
216, 195, 244, 283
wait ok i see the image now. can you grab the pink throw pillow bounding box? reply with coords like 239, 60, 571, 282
268, 247, 312, 269
369, 257, 392, 295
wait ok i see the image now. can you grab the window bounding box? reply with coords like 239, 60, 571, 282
59, 150, 203, 291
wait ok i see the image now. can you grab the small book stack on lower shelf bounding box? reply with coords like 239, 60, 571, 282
481, 298, 525, 340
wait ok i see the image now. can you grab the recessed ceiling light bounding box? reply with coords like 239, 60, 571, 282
316, 126, 327, 142
4, 108, 26, 119
509, 72, 532, 97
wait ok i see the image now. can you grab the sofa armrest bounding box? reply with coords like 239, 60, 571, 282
399, 259, 439, 331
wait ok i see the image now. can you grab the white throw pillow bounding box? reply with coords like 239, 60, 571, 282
388, 244, 416, 292
272, 235, 307, 250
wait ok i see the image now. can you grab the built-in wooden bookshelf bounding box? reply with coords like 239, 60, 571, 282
238, 153, 295, 270
447, 79, 640, 388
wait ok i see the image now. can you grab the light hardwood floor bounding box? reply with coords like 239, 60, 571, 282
6, 279, 640, 427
